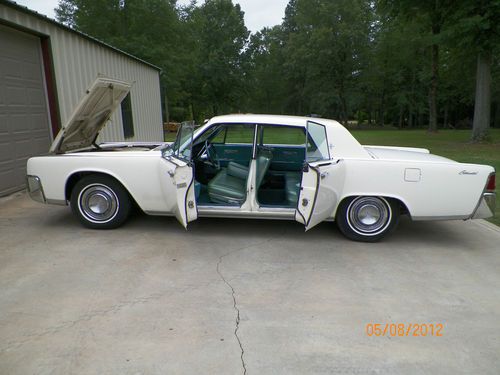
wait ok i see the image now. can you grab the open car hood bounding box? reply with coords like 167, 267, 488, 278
49, 77, 132, 154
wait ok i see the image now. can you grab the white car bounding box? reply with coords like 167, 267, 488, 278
26, 78, 496, 242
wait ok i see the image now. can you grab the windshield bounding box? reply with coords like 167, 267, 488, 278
163, 121, 196, 161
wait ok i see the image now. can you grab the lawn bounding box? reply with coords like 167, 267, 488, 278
350, 128, 500, 226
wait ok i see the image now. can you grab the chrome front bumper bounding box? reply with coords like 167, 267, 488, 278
472, 192, 496, 219
26, 175, 46, 203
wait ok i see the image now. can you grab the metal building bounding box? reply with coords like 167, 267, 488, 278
0, 0, 163, 196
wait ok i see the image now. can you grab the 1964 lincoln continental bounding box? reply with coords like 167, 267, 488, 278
26, 78, 496, 242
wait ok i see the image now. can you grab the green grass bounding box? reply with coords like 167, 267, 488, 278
165, 131, 178, 142
351, 128, 500, 226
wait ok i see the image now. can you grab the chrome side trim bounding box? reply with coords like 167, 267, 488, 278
198, 206, 295, 220
26, 175, 46, 203
412, 215, 470, 221
143, 211, 175, 217
46, 199, 68, 206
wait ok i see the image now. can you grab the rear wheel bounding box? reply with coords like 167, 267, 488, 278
70, 175, 131, 229
336, 196, 399, 242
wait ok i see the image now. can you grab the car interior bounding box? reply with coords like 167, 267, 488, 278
190, 124, 306, 208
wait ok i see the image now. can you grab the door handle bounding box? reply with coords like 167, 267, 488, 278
320, 172, 328, 179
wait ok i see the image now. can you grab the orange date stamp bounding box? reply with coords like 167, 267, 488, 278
366, 323, 443, 337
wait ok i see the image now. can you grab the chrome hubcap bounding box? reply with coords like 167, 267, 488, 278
358, 204, 381, 226
79, 184, 119, 223
347, 197, 390, 235
88, 193, 110, 214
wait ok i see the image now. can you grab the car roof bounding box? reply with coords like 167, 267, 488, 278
203, 114, 370, 159
207, 114, 342, 128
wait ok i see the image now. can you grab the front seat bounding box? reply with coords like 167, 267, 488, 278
208, 149, 272, 205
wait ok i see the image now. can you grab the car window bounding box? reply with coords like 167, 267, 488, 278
261, 125, 306, 146
210, 127, 227, 143
307, 121, 330, 161
163, 121, 195, 161
224, 124, 255, 144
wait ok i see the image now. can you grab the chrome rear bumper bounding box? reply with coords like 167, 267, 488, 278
26, 175, 46, 203
472, 192, 496, 219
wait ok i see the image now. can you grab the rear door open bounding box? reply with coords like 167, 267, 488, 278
295, 121, 343, 230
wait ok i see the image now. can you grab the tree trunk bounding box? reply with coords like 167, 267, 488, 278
428, 40, 439, 132
398, 106, 404, 128
341, 96, 348, 125
377, 90, 385, 126
163, 86, 170, 124
493, 101, 500, 128
472, 52, 492, 141
443, 104, 448, 129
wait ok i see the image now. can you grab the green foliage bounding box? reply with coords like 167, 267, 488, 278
55, 0, 498, 133
186, 0, 249, 120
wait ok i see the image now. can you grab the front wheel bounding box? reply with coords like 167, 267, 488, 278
336, 196, 399, 242
70, 175, 131, 229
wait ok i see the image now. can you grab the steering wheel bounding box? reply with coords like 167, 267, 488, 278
204, 141, 220, 170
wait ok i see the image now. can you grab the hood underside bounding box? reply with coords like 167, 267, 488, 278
50, 77, 132, 154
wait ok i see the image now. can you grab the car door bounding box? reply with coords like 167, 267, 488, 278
212, 124, 255, 167
161, 122, 198, 228
295, 121, 344, 231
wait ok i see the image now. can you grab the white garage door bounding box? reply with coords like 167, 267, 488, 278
0, 25, 51, 197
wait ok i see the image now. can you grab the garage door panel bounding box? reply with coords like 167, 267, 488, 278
1, 57, 24, 79
27, 88, 47, 107
0, 143, 14, 163
0, 25, 51, 196
5, 85, 27, 107
0, 114, 7, 132
9, 113, 31, 132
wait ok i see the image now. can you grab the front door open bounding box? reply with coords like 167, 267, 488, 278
162, 122, 198, 228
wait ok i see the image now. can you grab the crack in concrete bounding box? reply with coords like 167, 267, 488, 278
0, 276, 225, 355
1, 234, 284, 366
217, 257, 246, 375
0, 291, 166, 355
215, 239, 276, 375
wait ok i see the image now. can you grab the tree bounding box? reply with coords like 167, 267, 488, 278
244, 26, 288, 114
186, 0, 249, 119
277, 0, 373, 122
381, 0, 453, 132
367, 11, 429, 127
446, 0, 500, 141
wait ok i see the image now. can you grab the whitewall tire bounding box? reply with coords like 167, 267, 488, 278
336, 196, 399, 242
70, 175, 131, 229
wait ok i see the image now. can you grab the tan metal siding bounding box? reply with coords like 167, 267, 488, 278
0, 4, 163, 143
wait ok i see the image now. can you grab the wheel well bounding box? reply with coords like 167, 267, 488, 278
65, 172, 129, 202
338, 195, 410, 216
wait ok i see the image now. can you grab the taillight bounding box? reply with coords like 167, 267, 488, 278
486, 173, 496, 191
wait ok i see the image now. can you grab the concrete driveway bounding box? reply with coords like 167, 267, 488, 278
1, 193, 499, 375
